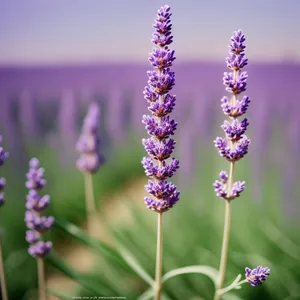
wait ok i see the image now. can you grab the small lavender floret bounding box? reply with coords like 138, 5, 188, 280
25, 158, 47, 190
0, 136, 8, 206
26, 230, 41, 243
142, 138, 176, 161
147, 69, 175, 95
142, 115, 177, 140
76, 102, 103, 174
148, 94, 176, 117
149, 48, 176, 69
221, 96, 250, 117
28, 241, 53, 258
142, 157, 179, 180
213, 178, 245, 200
26, 191, 50, 211
221, 118, 249, 141
0, 178, 5, 205
223, 71, 248, 95
214, 136, 250, 162
25, 211, 55, 232
245, 266, 270, 287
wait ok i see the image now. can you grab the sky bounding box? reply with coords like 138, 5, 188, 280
0, 0, 299, 65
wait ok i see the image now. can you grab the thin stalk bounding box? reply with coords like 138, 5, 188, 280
0, 239, 8, 300
37, 257, 47, 300
154, 212, 163, 300
84, 172, 96, 232
214, 162, 235, 300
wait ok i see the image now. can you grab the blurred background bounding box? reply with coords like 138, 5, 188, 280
0, 0, 300, 299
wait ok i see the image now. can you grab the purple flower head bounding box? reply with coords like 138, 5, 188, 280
0, 136, 8, 206
25, 158, 46, 190
25, 158, 54, 258
142, 5, 179, 213
214, 30, 250, 201
28, 241, 53, 258
76, 102, 103, 174
152, 5, 173, 47
245, 266, 270, 287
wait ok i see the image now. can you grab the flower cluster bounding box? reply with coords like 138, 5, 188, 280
0, 136, 8, 206
214, 30, 251, 200
245, 266, 270, 287
25, 158, 54, 257
76, 102, 103, 174
142, 5, 180, 212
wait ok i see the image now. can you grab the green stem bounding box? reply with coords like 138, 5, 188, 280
37, 257, 47, 300
0, 239, 8, 300
154, 212, 163, 300
214, 161, 235, 300
84, 173, 96, 232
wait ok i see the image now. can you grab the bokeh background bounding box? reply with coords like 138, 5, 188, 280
0, 0, 300, 299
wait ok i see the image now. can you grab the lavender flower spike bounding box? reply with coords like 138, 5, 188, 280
76, 102, 103, 174
214, 29, 251, 201
214, 30, 251, 300
142, 4, 180, 213
0, 136, 9, 300
25, 158, 54, 258
245, 266, 270, 287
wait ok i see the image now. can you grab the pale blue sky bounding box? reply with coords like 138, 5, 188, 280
0, 0, 299, 65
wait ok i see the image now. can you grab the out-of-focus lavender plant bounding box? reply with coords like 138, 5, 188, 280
25, 158, 54, 300
0, 136, 8, 300
76, 102, 103, 233
213, 31, 269, 300
142, 5, 179, 300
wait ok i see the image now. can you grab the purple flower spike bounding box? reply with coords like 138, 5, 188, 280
214, 30, 250, 201
76, 102, 103, 174
25, 158, 54, 258
0, 136, 8, 206
142, 6, 179, 213
245, 266, 270, 287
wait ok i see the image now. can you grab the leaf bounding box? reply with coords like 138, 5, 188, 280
218, 274, 242, 295
162, 265, 218, 288
138, 265, 218, 300
54, 218, 129, 270
47, 288, 71, 300
46, 252, 109, 295
119, 247, 154, 286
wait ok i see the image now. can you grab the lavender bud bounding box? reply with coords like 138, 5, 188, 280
245, 266, 270, 287
28, 241, 53, 258
76, 102, 103, 173
142, 5, 180, 213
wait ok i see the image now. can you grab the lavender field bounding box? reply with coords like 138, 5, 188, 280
1, 3, 300, 299
0, 62, 299, 215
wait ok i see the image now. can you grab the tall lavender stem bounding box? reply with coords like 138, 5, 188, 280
213, 30, 250, 300
37, 257, 46, 300
142, 5, 179, 299
25, 158, 54, 300
0, 240, 8, 300
0, 136, 9, 300
76, 102, 103, 232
